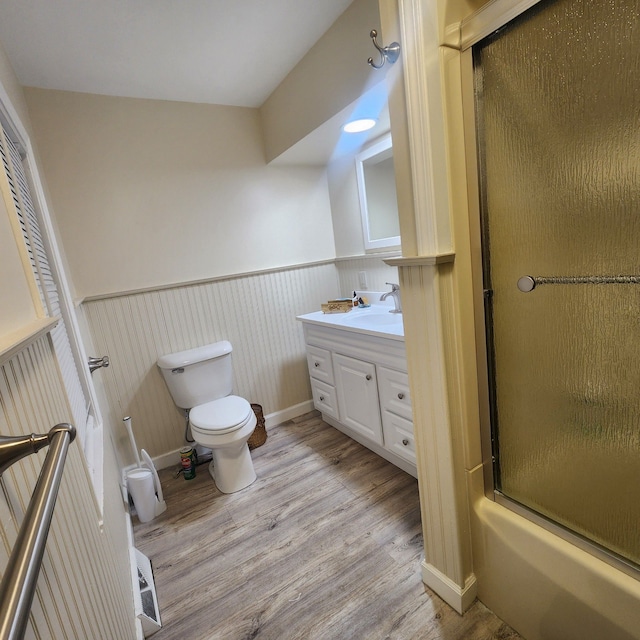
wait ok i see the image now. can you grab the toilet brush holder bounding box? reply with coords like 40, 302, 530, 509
127, 468, 159, 523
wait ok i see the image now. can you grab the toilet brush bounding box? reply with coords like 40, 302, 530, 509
123, 415, 143, 468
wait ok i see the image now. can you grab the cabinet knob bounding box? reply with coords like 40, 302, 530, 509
402, 438, 409, 446
397, 392, 405, 400
319, 395, 325, 402
366, 374, 372, 381
314, 361, 320, 367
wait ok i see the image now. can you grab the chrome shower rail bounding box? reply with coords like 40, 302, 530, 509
0, 423, 75, 640
517, 274, 640, 292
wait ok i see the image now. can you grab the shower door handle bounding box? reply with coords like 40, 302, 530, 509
517, 274, 640, 292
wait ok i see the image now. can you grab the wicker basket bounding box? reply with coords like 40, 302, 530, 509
248, 403, 267, 449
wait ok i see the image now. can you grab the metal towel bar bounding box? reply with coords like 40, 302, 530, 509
0, 423, 75, 640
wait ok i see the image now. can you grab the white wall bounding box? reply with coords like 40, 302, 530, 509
24, 88, 337, 299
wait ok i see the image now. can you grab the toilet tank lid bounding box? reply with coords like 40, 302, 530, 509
157, 340, 232, 369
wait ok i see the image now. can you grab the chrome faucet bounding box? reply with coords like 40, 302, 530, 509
380, 283, 402, 314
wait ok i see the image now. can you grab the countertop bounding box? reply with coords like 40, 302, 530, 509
297, 295, 404, 341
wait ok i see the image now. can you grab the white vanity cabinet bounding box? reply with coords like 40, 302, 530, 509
299, 315, 416, 477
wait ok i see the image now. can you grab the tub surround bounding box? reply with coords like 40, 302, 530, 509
469, 463, 640, 640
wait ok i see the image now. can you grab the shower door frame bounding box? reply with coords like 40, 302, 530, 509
459, 0, 640, 579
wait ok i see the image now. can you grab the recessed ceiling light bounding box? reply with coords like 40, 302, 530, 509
342, 118, 377, 133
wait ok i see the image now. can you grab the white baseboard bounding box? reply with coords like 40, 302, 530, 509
145, 449, 183, 472
264, 399, 314, 428
421, 561, 477, 614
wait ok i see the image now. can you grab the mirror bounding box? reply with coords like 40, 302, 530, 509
355, 133, 400, 251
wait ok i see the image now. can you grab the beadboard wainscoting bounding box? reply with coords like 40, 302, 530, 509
83, 262, 339, 468
82, 256, 399, 470
0, 336, 135, 638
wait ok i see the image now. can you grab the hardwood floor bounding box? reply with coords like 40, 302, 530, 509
134, 411, 522, 640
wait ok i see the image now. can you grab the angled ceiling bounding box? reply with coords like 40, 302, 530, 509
0, 0, 355, 108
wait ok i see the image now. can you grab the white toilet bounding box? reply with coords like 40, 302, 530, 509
157, 340, 257, 493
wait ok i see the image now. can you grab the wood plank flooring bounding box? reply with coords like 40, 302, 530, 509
134, 411, 522, 640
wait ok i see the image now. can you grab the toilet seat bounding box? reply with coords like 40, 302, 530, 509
190, 395, 254, 436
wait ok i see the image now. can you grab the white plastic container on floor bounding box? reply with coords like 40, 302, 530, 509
127, 468, 158, 523
123, 416, 167, 522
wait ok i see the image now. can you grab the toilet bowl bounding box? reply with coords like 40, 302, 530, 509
189, 395, 257, 494
157, 341, 258, 494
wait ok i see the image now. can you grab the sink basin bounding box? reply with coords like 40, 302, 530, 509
341, 311, 403, 329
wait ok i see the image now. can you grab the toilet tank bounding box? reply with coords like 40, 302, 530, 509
157, 341, 234, 409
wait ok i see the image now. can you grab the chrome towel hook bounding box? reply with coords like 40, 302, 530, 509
367, 29, 400, 69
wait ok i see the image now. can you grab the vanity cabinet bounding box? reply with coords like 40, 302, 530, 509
300, 319, 416, 477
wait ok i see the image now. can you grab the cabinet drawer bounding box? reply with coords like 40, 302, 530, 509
306, 346, 334, 385
381, 411, 416, 464
377, 366, 412, 421
310, 378, 339, 421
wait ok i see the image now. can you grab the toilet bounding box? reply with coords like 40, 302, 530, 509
157, 340, 257, 493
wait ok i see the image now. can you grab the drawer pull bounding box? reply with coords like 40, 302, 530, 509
402, 438, 409, 446
366, 374, 372, 381
319, 395, 325, 402
314, 361, 321, 367
397, 392, 405, 400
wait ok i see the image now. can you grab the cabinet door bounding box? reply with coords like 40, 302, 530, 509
377, 366, 412, 421
333, 353, 382, 444
310, 378, 339, 421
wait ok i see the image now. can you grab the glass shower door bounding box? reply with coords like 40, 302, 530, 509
474, 0, 640, 567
